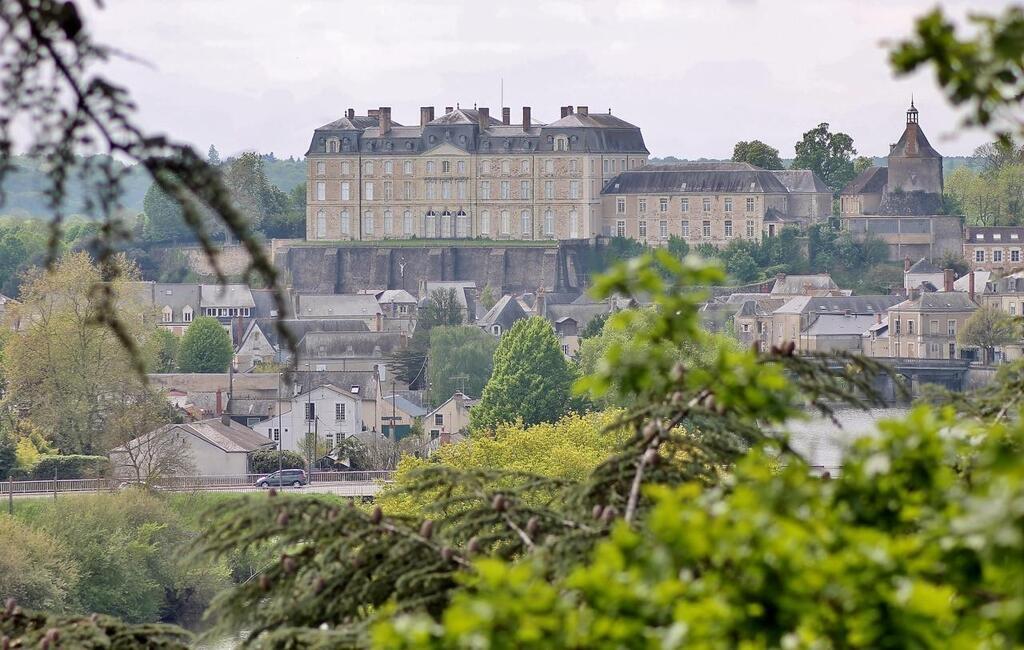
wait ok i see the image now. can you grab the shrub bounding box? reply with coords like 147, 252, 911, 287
29, 454, 110, 479
249, 449, 306, 474
0, 516, 79, 612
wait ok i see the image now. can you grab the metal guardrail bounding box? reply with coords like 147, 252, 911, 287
0, 470, 395, 496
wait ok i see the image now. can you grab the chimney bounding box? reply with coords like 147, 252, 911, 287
379, 106, 391, 135
478, 107, 490, 130
346, 108, 354, 119
445, 106, 453, 114
420, 106, 435, 126
376, 312, 382, 332
368, 108, 380, 119
215, 388, 222, 415
560, 106, 570, 118
875, 312, 882, 325
577, 105, 589, 116
440, 431, 451, 447
969, 271, 976, 302
221, 413, 231, 427
904, 256, 912, 273
522, 106, 531, 131
943, 268, 954, 292
502, 107, 510, 125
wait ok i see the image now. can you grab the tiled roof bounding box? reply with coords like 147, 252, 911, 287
891, 122, 941, 159
841, 166, 888, 195
297, 294, 382, 319
602, 168, 789, 195
771, 170, 831, 193
892, 292, 979, 312
200, 284, 255, 308
965, 226, 1024, 243
774, 295, 901, 315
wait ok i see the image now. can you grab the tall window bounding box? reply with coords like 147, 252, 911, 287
384, 160, 393, 175
316, 209, 326, 238
480, 180, 491, 199
403, 160, 413, 175
457, 160, 466, 174
305, 403, 316, 421
555, 136, 568, 151
746, 220, 755, 238
616, 220, 626, 237
403, 181, 413, 200
570, 210, 579, 238
545, 159, 554, 173
426, 181, 436, 200
341, 209, 350, 235
639, 198, 647, 213
724, 220, 733, 237
682, 220, 690, 238
947, 320, 956, 337
457, 180, 467, 200
316, 161, 325, 176
746, 197, 755, 212
521, 180, 531, 199
364, 181, 374, 200
442, 160, 451, 173
383, 210, 393, 234
341, 161, 350, 175
569, 180, 580, 199
724, 198, 733, 213
521, 210, 531, 237
681, 198, 689, 213
383, 181, 393, 200
335, 403, 346, 421
363, 211, 374, 235
440, 211, 452, 237
456, 211, 469, 238
363, 161, 373, 175
544, 209, 554, 237
702, 220, 711, 238
340, 182, 350, 200
659, 198, 668, 212
639, 220, 647, 238
482, 160, 492, 174
569, 159, 578, 173
316, 181, 326, 201
520, 159, 529, 173
545, 180, 554, 199
616, 198, 625, 214
501, 160, 510, 174
975, 250, 985, 262
500, 210, 510, 235
500, 181, 510, 200
426, 160, 436, 174
1013, 250, 1021, 262
480, 210, 491, 236
403, 210, 413, 236
441, 180, 451, 200
994, 250, 1004, 262
659, 220, 668, 239
425, 211, 436, 237
702, 198, 711, 212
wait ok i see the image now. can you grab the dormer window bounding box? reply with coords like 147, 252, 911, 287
994, 233, 1002, 240
183, 306, 193, 322
554, 136, 568, 151
161, 306, 173, 323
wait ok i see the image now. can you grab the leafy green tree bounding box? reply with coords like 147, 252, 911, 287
471, 317, 574, 430
249, 449, 306, 474
959, 306, 1020, 365
427, 325, 497, 403
793, 122, 857, 194
261, 182, 306, 239
731, 139, 783, 169
578, 312, 608, 340
420, 288, 464, 328
0, 430, 16, 479
719, 239, 761, 282
223, 152, 291, 235
666, 234, 689, 260
144, 328, 179, 373
142, 179, 191, 243
853, 155, 875, 174
0, 517, 79, 612
478, 285, 497, 312
176, 316, 232, 373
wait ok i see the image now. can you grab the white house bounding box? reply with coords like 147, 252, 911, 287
252, 384, 363, 453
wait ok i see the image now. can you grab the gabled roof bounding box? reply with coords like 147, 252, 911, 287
804, 314, 881, 337
251, 288, 293, 319
479, 295, 530, 330
241, 318, 371, 352
774, 295, 902, 315
293, 383, 363, 403
771, 169, 831, 194
544, 112, 640, 129
291, 370, 379, 399
906, 258, 941, 274
841, 166, 888, 195
296, 294, 382, 319
378, 289, 417, 304
965, 226, 1024, 243
153, 283, 200, 312
429, 108, 504, 126
953, 270, 991, 292
117, 419, 273, 455
299, 331, 405, 358
892, 292, 979, 312
200, 284, 255, 308
770, 274, 839, 296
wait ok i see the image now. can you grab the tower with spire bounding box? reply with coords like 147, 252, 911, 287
878, 99, 944, 214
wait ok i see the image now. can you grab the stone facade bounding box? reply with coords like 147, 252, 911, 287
887, 292, 978, 360
964, 226, 1024, 272
305, 105, 648, 242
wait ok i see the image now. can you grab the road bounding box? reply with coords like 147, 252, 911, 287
5, 480, 384, 500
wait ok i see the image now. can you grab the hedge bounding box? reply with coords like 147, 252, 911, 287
249, 449, 306, 474
29, 455, 110, 480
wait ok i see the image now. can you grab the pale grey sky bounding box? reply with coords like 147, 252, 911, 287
84, 0, 1008, 161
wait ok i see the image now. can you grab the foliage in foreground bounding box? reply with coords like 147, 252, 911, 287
376, 407, 1024, 648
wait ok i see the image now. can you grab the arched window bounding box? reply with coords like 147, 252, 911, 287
316, 209, 327, 239
520, 159, 529, 173
403, 210, 413, 236
543, 209, 554, 238
341, 209, 351, 235
327, 138, 339, 153
363, 161, 373, 175
363, 210, 374, 236
403, 160, 413, 175
440, 210, 452, 238
425, 211, 437, 238
456, 210, 469, 238
491, 324, 502, 336
569, 210, 579, 239
500, 210, 510, 236
161, 305, 173, 323
182, 305, 193, 323
383, 210, 393, 235
482, 160, 492, 175
480, 210, 490, 236
501, 160, 510, 174
521, 210, 531, 238
426, 160, 436, 174
554, 136, 568, 152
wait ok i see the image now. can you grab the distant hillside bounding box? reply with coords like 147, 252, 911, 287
0, 154, 306, 219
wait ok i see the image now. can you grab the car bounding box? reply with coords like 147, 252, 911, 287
255, 469, 308, 488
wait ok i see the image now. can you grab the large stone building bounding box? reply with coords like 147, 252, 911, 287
964, 226, 1024, 272
598, 163, 831, 246
304, 105, 648, 242
841, 102, 962, 261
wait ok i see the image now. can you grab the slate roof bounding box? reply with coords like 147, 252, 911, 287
152, 283, 201, 312
428, 108, 503, 126
953, 271, 991, 292
544, 112, 641, 129
381, 394, 427, 417
298, 331, 405, 358
965, 226, 1024, 243
907, 258, 941, 274
771, 170, 831, 193
770, 274, 840, 295
297, 294, 382, 319
804, 314, 881, 337
478, 295, 530, 331
891, 122, 941, 159
148, 373, 281, 395
246, 318, 370, 351
543, 303, 610, 331
842, 166, 888, 195
290, 370, 379, 399
378, 289, 417, 304
251, 288, 293, 318
317, 115, 381, 131
200, 284, 255, 308
774, 295, 902, 315
602, 168, 789, 195
173, 419, 273, 454
892, 292, 979, 312
641, 162, 759, 171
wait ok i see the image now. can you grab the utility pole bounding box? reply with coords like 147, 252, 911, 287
277, 370, 283, 478
305, 362, 312, 470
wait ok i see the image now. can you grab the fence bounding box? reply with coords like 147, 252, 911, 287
0, 470, 395, 499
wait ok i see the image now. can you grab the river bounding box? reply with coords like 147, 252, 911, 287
784, 407, 910, 470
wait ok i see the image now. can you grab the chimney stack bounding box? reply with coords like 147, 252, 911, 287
368, 108, 380, 119
502, 107, 511, 125
478, 107, 490, 130
969, 270, 976, 302
346, 108, 354, 119
577, 105, 589, 116
221, 413, 231, 427
445, 106, 453, 114
904, 256, 912, 273
522, 106, 531, 131
420, 106, 435, 127
560, 106, 570, 118
379, 106, 391, 135
875, 312, 882, 325
943, 268, 954, 292
215, 388, 222, 415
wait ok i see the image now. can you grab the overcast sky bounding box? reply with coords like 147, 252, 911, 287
83, 0, 1006, 161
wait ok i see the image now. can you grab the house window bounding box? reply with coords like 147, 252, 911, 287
272, 428, 280, 442
659, 220, 668, 239
491, 324, 502, 336
183, 306, 193, 322
681, 198, 689, 213
457, 160, 466, 174
316, 209, 327, 239
746, 197, 755, 212
341, 161, 350, 175
521, 210, 531, 237
994, 250, 1004, 262
336, 403, 346, 421
521, 180, 531, 199
702, 198, 711, 213
480, 180, 491, 199
570, 210, 579, 238
500, 210, 510, 235
440, 211, 452, 237
425, 211, 437, 237
341, 181, 350, 200
603, 159, 611, 174
894, 318, 901, 335
363, 210, 374, 235
639, 198, 647, 213
501, 160, 510, 174
616, 220, 626, 237
341, 210, 350, 235
482, 160, 492, 174
316, 181, 326, 201
304, 402, 316, 421
404, 160, 413, 175
907, 319, 915, 334
384, 160, 393, 175
456, 211, 469, 238
569, 180, 580, 199
457, 180, 467, 200
947, 320, 956, 337
434, 413, 443, 426
441, 180, 452, 200
975, 250, 985, 262
724, 198, 733, 213
545, 159, 554, 174
363, 161, 373, 175
384, 210, 393, 234
480, 210, 490, 235
639, 220, 647, 238
403, 210, 413, 235
442, 160, 451, 174
555, 136, 568, 152
403, 181, 414, 200
724, 220, 733, 238
544, 209, 554, 237
746, 220, 755, 238
930, 319, 939, 335
316, 161, 325, 176
682, 221, 690, 238
520, 159, 529, 173
545, 180, 554, 199
702, 220, 711, 238
659, 198, 668, 213
569, 159, 578, 173
383, 181, 393, 200
161, 306, 172, 323
616, 198, 625, 214
426, 161, 436, 174
364, 181, 374, 200
500, 181, 511, 199
949, 342, 957, 358
1010, 303, 1017, 316
1012, 250, 1021, 262
426, 181, 436, 200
